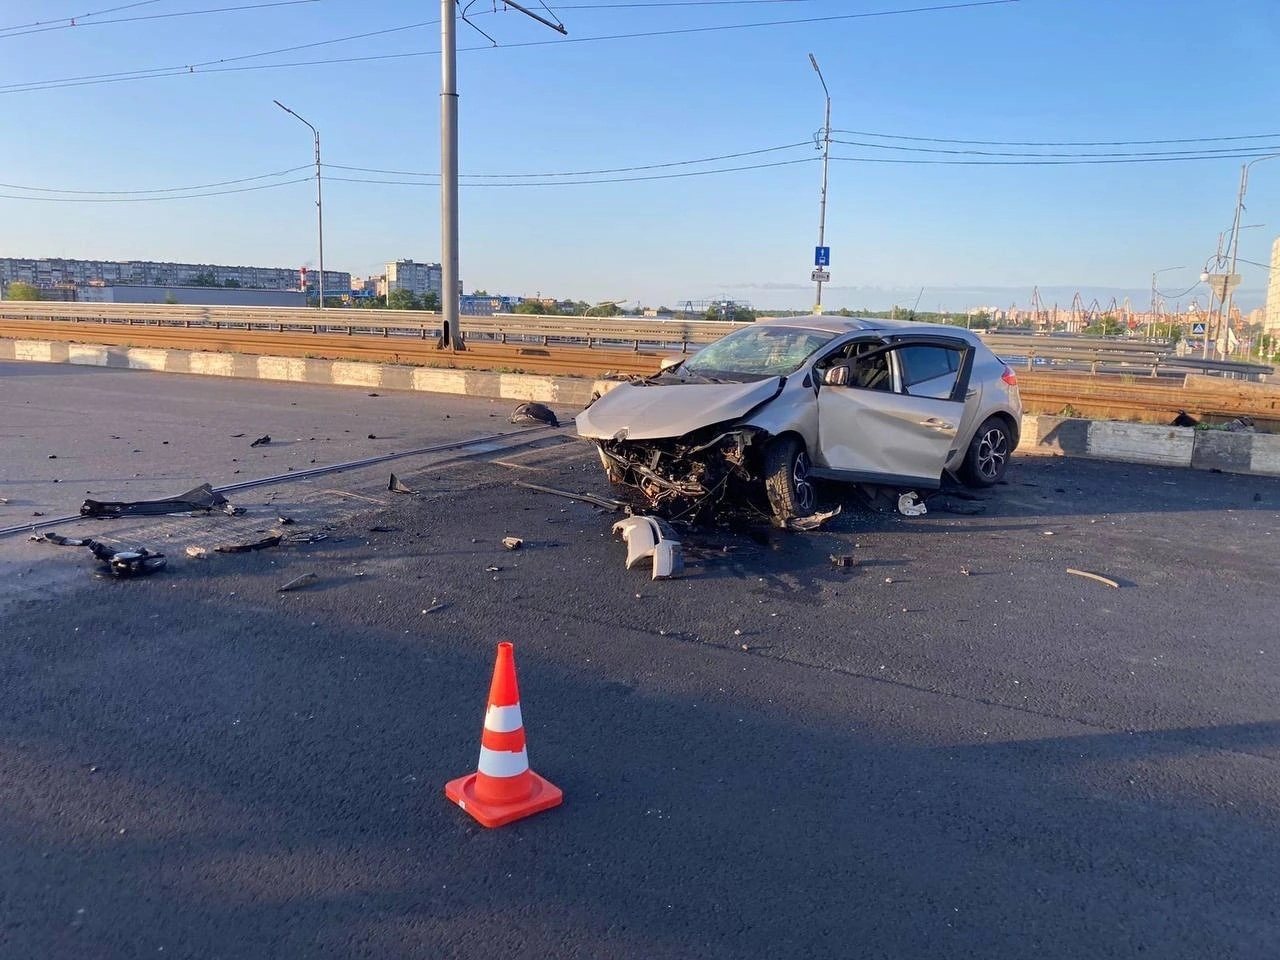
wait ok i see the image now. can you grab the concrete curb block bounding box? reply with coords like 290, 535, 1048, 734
3, 337, 1277, 478
1016, 414, 1279, 476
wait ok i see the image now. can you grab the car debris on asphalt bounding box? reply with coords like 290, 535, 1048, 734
502, 537, 524, 551
830, 554, 857, 568
29, 532, 88, 546
897, 492, 928, 517
249, 435, 272, 447
1066, 568, 1120, 589
784, 505, 841, 532
278, 572, 319, 593
612, 516, 685, 580
509, 401, 560, 428
80, 483, 230, 518
185, 546, 210, 559
513, 480, 627, 513
388, 473, 416, 495
85, 540, 167, 578
214, 533, 284, 554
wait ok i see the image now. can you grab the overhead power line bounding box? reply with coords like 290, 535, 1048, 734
0, 177, 311, 202
831, 152, 1280, 166
831, 138, 1280, 158
0, 164, 311, 195
327, 156, 815, 188
324, 141, 812, 179
832, 128, 1280, 147
0, 0, 323, 40
0, 1, 166, 34
3, 0, 1018, 93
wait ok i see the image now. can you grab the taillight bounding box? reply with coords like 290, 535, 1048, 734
1001, 366, 1018, 387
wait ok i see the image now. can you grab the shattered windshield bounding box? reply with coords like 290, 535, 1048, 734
683, 326, 837, 380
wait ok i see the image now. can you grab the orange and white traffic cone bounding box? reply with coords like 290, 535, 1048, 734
444, 641, 563, 828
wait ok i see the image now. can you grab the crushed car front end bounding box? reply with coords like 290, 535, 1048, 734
593, 423, 769, 510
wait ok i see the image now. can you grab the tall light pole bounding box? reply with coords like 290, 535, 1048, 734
274, 100, 324, 309
439, 0, 461, 348
439, 0, 565, 350
809, 53, 831, 315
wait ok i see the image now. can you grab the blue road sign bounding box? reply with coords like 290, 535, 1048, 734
814, 246, 830, 267
1191, 322, 1207, 336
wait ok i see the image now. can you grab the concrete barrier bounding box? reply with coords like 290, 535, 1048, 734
3, 336, 1277, 478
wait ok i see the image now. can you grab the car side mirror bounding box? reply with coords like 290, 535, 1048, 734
822, 363, 851, 387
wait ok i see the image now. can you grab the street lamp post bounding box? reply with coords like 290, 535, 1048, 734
808, 53, 831, 315
274, 100, 324, 309
1220, 154, 1279, 355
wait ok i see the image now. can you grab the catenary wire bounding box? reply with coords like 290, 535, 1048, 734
326, 156, 816, 186
0, 165, 311, 195
0, 1, 166, 33
830, 128, 1280, 147
0, 0, 323, 40
323, 142, 812, 178
1, 0, 1018, 92
830, 139, 1280, 159
0, 177, 311, 202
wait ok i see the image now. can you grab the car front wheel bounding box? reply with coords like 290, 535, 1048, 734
962, 417, 1013, 487
763, 436, 816, 523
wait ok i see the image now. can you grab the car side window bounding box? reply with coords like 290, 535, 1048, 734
896, 345, 961, 399
849, 346, 892, 391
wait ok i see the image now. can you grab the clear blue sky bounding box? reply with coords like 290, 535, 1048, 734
3, 0, 1278, 311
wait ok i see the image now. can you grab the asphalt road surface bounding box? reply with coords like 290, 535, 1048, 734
2, 361, 1279, 959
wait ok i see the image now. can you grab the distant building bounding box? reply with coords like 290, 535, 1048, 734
1265, 236, 1280, 335
386, 259, 443, 299
0, 257, 349, 296
79, 285, 306, 307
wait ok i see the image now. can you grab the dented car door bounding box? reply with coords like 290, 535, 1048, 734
813, 337, 973, 488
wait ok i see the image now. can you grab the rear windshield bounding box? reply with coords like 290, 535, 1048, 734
684, 325, 837, 379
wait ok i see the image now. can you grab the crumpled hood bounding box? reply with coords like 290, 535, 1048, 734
576, 377, 783, 441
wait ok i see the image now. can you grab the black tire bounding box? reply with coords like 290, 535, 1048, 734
962, 416, 1013, 487
763, 435, 816, 523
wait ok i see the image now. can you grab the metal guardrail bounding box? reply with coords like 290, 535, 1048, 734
0, 301, 1272, 379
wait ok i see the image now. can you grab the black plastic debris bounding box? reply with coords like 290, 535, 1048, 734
1170, 410, 1198, 427
509, 402, 560, 428
250, 435, 272, 447
80, 483, 228, 519
214, 533, 283, 554
388, 473, 415, 494
85, 540, 167, 578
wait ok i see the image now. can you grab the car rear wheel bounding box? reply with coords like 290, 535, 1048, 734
763, 436, 815, 523
962, 417, 1013, 487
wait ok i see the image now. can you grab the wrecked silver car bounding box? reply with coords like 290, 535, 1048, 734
576, 316, 1023, 523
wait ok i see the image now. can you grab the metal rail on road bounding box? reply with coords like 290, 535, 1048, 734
1, 301, 1271, 379
0, 426, 564, 539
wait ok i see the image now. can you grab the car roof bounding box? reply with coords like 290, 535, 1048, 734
754, 314, 983, 343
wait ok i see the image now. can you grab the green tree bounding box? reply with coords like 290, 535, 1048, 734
1084, 314, 1122, 336
223, 278, 241, 288
422, 291, 440, 311
190, 271, 217, 287
387, 288, 420, 310
4, 281, 40, 300
470, 288, 489, 296
163, 292, 179, 305
513, 300, 547, 314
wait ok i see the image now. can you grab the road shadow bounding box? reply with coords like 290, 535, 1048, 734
0, 581, 1277, 959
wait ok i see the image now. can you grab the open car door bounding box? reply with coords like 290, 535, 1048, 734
813, 336, 974, 488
